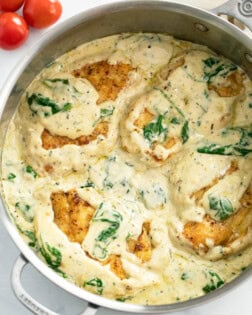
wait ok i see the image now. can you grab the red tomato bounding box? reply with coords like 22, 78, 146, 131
0, 0, 24, 11
23, 0, 62, 29
0, 12, 29, 50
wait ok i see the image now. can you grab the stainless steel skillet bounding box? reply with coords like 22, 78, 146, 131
0, 0, 251, 314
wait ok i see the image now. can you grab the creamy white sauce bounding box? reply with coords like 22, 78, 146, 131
1, 33, 252, 305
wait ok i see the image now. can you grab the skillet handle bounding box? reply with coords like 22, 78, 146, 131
210, 0, 252, 31
11, 255, 99, 315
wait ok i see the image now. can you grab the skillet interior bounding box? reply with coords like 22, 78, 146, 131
0, 1, 251, 313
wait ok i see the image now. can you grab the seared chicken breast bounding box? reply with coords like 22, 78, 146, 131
72, 60, 134, 104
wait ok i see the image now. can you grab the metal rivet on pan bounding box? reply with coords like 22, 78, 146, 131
194, 23, 209, 32
245, 53, 252, 64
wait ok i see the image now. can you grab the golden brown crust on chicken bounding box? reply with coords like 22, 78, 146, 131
41, 122, 108, 150
149, 140, 178, 162
163, 137, 178, 150
183, 185, 252, 253
208, 71, 244, 97
103, 254, 127, 280
190, 160, 238, 204
127, 222, 152, 262
183, 215, 231, 250
51, 190, 95, 243
72, 60, 134, 104
134, 108, 154, 129
86, 252, 127, 280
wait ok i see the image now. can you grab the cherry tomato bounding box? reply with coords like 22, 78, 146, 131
0, 0, 24, 12
0, 12, 29, 50
23, 0, 62, 29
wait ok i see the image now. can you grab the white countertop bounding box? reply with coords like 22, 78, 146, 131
0, 1, 251, 314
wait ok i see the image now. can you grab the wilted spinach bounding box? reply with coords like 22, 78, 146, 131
23, 230, 37, 248
116, 296, 133, 302
143, 114, 168, 143
222, 125, 252, 147
100, 107, 115, 118
80, 180, 95, 188
24, 165, 38, 178
15, 202, 33, 223
197, 125, 252, 157
197, 143, 252, 157
93, 203, 123, 243
27, 93, 72, 117
181, 120, 189, 144
40, 239, 67, 278
83, 278, 104, 295
7, 173, 16, 181
203, 271, 224, 293
181, 272, 189, 280
208, 195, 234, 220
202, 57, 237, 83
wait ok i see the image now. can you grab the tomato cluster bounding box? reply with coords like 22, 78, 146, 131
0, 0, 62, 50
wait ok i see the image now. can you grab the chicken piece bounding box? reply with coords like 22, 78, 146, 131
134, 109, 180, 162
85, 251, 127, 280
41, 121, 108, 150
127, 222, 152, 262
72, 60, 134, 104
102, 254, 127, 280
208, 71, 244, 97
134, 108, 154, 129
163, 137, 178, 149
190, 160, 238, 204
183, 215, 232, 250
183, 185, 252, 253
150, 137, 179, 162
150, 137, 181, 162
51, 190, 95, 243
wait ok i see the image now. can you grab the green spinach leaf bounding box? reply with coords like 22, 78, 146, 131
181, 272, 189, 280
143, 114, 168, 143
24, 165, 38, 178
83, 278, 104, 295
170, 117, 180, 125
80, 180, 95, 188
40, 239, 67, 278
116, 296, 133, 302
93, 203, 123, 243
203, 271, 224, 293
23, 230, 37, 247
9, 213, 38, 248
100, 107, 115, 118
197, 143, 252, 157
222, 125, 252, 147
7, 173, 16, 181
203, 57, 220, 68
15, 202, 33, 223
202, 57, 237, 83
181, 120, 189, 144
208, 195, 234, 220
27, 93, 72, 117
92, 244, 108, 260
